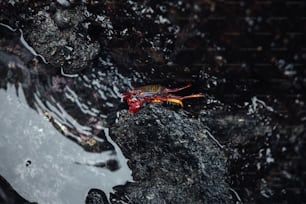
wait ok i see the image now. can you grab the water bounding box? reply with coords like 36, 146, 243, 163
0, 24, 135, 203
1, 1, 306, 203
0, 84, 132, 204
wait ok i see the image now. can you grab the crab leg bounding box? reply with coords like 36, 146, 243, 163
180, 94, 205, 100
151, 94, 204, 107
175, 94, 205, 107
162, 84, 192, 94
151, 98, 184, 107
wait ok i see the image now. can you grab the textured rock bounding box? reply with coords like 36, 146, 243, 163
0, 1, 100, 74
25, 7, 100, 74
110, 104, 232, 203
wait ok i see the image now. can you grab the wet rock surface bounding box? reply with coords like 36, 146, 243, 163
25, 7, 101, 74
0, 1, 100, 74
110, 105, 231, 204
1, 0, 306, 204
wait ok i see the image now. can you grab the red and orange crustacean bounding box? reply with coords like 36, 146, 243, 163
122, 84, 204, 114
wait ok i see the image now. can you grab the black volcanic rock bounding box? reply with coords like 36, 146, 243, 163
110, 104, 232, 204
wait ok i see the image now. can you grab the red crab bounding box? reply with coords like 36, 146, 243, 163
122, 84, 204, 114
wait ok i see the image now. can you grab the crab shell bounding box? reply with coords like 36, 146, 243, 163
126, 96, 145, 113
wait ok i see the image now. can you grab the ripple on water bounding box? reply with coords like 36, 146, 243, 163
0, 84, 133, 204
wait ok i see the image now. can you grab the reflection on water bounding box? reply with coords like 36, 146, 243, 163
1, 1, 306, 202
0, 23, 133, 203
0, 84, 132, 204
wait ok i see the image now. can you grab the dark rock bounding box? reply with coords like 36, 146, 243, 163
0, 1, 100, 74
1, 1, 305, 203
86, 189, 108, 204
0, 23, 35, 64
24, 7, 100, 74
110, 104, 232, 203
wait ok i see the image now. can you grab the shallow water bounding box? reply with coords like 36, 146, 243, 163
0, 85, 132, 204
0, 24, 135, 203
1, 1, 306, 203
